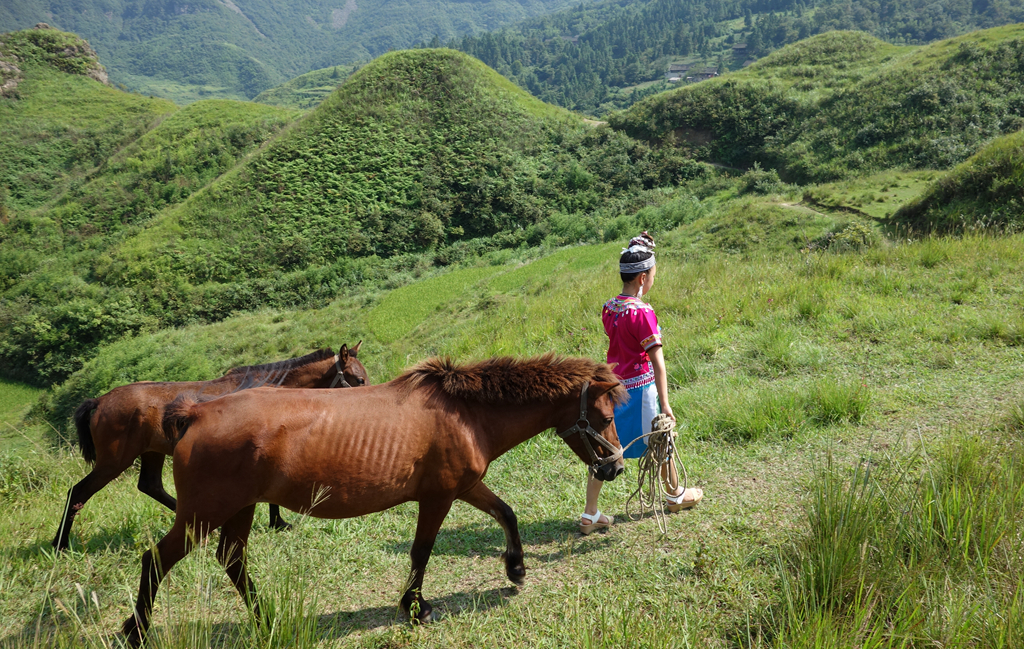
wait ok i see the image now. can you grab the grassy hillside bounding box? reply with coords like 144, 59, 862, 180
609, 26, 1024, 181
253, 65, 359, 109
0, 28, 175, 213
5, 196, 1023, 646
0, 0, 587, 103
892, 128, 1024, 233
448, 0, 1024, 115
1, 44, 709, 385
0, 32, 304, 384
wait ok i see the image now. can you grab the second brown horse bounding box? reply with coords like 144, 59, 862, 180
53, 343, 368, 551
121, 354, 625, 645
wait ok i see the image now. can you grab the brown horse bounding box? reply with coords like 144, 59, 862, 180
120, 354, 626, 645
53, 343, 368, 552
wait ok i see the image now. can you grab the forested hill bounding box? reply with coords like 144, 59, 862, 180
0, 0, 585, 103
609, 26, 1024, 183
0, 40, 698, 385
444, 0, 1024, 114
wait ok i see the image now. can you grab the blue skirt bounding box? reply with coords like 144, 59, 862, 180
614, 383, 659, 459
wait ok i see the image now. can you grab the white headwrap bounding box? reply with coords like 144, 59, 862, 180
619, 232, 656, 273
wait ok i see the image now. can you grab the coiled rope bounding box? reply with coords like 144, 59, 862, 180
624, 413, 689, 533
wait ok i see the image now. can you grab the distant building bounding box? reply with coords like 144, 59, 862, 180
692, 66, 719, 81
732, 43, 748, 56
666, 63, 690, 80
742, 59, 755, 68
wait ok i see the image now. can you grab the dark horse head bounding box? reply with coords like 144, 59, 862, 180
225, 341, 369, 390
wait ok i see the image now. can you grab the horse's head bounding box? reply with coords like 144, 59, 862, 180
557, 382, 624, 482
332, 341, 369, 388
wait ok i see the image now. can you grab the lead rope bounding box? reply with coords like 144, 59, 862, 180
624, 413, 689, 533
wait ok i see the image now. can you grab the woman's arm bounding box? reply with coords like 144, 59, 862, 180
648, 345, 675, 422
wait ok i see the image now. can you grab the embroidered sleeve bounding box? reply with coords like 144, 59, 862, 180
636, 308, 662, 350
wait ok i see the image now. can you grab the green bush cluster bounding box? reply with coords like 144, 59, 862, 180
893, 128, 1024, 233
612, 28, 1024, 181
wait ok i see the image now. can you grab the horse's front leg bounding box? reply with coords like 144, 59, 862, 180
400, 498, 454, 623
459, 481, 525, 585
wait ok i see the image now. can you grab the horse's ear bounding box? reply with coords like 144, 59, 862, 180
339, 344, 349, 362
589, 381, 619, 400
351, 340, 362, 357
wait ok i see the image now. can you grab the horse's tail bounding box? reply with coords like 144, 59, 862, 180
163, 395, 200, 443
73, 398, 100, 463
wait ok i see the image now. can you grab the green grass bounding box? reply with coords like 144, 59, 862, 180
801, 170, 940, 220
368, 265, 504, 343
773, 430, 1024, 647
2, 223, 1024, 647
0, 379, 42, 452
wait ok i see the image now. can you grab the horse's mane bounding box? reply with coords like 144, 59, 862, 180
225, 348, 335, 377
395, 354, 628, 405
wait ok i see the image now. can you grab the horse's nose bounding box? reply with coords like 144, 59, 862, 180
596, 461, 624, 482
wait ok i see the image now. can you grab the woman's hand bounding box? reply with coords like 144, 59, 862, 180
661, 401, 676, 423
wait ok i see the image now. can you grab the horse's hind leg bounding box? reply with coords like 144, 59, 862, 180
459, 482, 525, 585
400, 498, 454, 624
52, 463, 129, 551
121, 518, 206, 647
217, 505, 261, 616
267, 504, 291, 531
137, 452, 177, 511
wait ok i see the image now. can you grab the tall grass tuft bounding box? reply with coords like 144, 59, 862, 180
772, 430, 1024, 646
804, 380, 869, 426
1007, 399, 1024, 436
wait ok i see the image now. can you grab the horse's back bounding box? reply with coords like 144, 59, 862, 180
171, 386, 479, 519
94, 379, 238, 456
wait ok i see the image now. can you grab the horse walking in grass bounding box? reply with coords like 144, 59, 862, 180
53, 343, 368, 552
120, 354, 625, 645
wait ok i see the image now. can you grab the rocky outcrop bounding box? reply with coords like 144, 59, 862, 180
0, 48, 22, 97
0, 26, 109, 90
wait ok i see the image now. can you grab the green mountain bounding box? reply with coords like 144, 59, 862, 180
0, 41, 699, 385
0, 27, 301, 383
893, 129, 1024, 233
0, 0, 587, 103
444, 0, 1024, 114
609, 26, 1024, 182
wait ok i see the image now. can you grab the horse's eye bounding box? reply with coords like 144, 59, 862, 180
359, 378, 366, 385
603, 417, 613, 426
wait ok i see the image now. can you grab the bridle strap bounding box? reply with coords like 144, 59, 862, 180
329, 355, 353, 388
557, 383, 624, 471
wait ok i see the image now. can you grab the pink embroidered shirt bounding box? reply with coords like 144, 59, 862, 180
602, 294, 662, 390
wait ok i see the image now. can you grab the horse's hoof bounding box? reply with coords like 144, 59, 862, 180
121, 617, 145, 647
413, 601, 434, 624
507, 569, 526, 586
501, 551, 526, 585
270, 520, 292, 531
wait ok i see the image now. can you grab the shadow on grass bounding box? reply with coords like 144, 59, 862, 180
383, 514, 633, 563
0, 587, 517, 648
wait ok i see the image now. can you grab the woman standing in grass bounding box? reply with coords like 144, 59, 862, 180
580, 232, 703, 534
